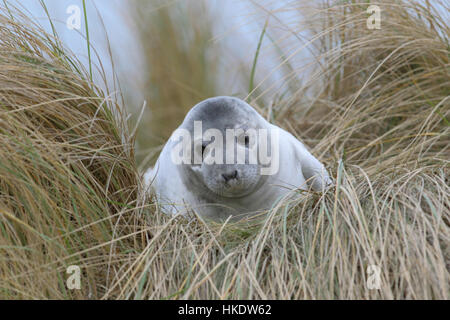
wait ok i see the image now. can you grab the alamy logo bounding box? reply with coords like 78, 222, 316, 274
367, 5, 381, 30
66, 5, 81, 30
66, 265, 81, 290
366, 265, 381, 290
170, 121, 280, 175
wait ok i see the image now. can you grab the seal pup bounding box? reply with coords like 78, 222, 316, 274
144, 96, 332, 220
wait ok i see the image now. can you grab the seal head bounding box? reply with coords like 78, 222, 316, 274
179, 96, 268, 198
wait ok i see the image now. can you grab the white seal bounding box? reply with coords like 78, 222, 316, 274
145, 96, 332, 220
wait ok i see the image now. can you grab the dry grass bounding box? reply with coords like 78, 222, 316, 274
0, 4, 140, 299
0, 0, 449, 299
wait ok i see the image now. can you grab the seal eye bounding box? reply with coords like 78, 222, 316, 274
201, 144, 206, 157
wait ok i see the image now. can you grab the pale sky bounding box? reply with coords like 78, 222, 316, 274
8, 1, 263, 91
7, 1, 306, 102
7, 0, 448, 107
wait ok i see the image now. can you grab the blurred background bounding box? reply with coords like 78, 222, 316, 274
8, 0, 450, 168
11, 0, 325, 167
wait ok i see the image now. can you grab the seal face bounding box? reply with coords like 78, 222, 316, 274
180, 97, 267, 199
145, 96, 332, 220
200, 162, 260, 198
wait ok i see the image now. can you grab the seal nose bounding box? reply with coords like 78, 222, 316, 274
222, 170, 238, 182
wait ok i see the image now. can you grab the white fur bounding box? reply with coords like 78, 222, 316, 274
145, 97, 332, 220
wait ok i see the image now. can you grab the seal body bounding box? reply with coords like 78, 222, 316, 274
144, 96, 331, 220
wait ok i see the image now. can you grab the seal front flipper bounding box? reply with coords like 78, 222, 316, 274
285, 130, 332, 191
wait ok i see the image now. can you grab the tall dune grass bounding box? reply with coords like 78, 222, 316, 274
0, 4, 141, 299
0, 0, 448, 300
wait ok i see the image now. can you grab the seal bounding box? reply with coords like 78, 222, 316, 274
144, 96, 332, 220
